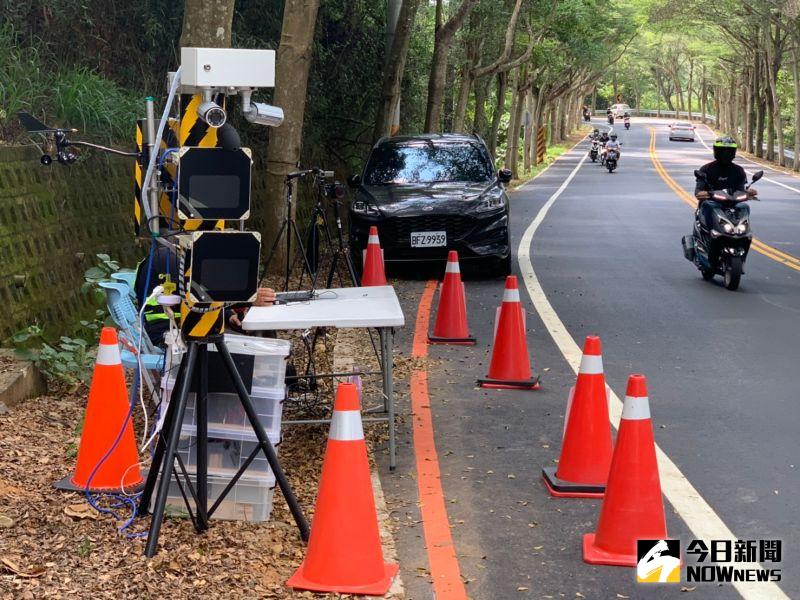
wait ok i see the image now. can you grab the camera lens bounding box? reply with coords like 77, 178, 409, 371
198, 101, 226, 128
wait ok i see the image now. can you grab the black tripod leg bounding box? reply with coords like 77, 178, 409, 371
144, 343, 198, 557
195, 345, 209, 530
214, 340, 310, 541
139, 352, 187, 513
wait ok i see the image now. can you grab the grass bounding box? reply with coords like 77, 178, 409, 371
0, 23, 141, 142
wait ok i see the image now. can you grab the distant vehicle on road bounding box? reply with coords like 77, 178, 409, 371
669, 122, 696, 141
610, 103, 631, 118
348, 134, 512, 275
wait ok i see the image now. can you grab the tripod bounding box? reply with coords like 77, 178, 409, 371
263, 168, 359, 292
138, 335, 309, 557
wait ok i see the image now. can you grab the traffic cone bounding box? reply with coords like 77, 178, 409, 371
477, 276, 540, 389
55, 327, 143, 493
583, 374, 667, 566
428, 250, 475, 345
542, 336, 613, 498
361, 226, 388, 286
287, 382, 398, 595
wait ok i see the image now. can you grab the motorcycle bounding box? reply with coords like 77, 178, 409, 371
624, 116, 630, 130
589, 140, 599, 162
605, 148, 619, 173
682, 170, 763, 290
607, 113, 614, 125
583, 110, 591, 122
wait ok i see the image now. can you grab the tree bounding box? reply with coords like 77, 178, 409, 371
423, 0, 479, 132
262, 0, 322, 274
180, 0, 235, 47
373, 0, 423, 142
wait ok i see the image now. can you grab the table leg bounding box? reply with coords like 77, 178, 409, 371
380, 327, 396, 471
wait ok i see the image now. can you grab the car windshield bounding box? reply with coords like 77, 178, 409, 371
675, 122, 692, 128
364, 141, 494, 185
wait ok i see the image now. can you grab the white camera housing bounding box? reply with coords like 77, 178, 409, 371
181, 47, 275, 89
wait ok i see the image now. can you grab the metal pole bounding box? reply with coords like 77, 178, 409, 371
196, 345, 209, 530
144, 97, 159, 236
380, 327, 396, 471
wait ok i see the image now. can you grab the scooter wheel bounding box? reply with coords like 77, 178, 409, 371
724, 256, 742, 290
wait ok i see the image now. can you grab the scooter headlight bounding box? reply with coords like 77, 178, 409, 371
718, 217, 734, 234
734, 219, 749, 234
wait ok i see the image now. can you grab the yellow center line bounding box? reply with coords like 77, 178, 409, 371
648, 128, 800, 273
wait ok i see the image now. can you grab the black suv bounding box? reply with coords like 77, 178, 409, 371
348, 134, 512, 275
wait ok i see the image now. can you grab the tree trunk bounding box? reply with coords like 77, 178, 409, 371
488, 71, 507, 158
423, 0, 478, 132
180, 0, 235, 47
504, 70, 520, 169
453, 69, 474, 133
372, 0, 422, 142
262, 0, 321, 273
523, 91, 533, 173
755, 88, 765, 158
792, 45, 800, 170
508, 86, 526, 176
687, 59, 694, 120
472, 76, 490, 136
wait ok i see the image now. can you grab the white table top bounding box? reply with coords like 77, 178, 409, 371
241, 285, 405, 331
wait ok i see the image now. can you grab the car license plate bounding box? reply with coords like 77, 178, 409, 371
410, 231, 446, 247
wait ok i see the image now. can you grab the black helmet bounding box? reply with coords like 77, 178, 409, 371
713, 136, 737, 164
593, 128, 599, 133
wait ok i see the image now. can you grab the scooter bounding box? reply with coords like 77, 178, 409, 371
589, 140, 599, 162
606, 148, 619, 173
607, 113, 614, 125
624, 116, 630, 130
682, 170, 763, 290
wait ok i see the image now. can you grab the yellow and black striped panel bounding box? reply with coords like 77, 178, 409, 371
180, 302, 225, 339
133, 120, 146, 235
178, 93, 225, 232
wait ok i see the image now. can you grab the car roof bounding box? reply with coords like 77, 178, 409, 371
375, 133, 483, 147
673, 122, 692, 126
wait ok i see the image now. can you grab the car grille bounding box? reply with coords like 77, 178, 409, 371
383, 215, 476, 243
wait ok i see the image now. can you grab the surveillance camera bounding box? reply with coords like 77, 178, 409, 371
197, 100, 226, 128
244, 102, 284, 127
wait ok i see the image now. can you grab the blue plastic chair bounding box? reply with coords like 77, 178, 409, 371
111, 271, 137, 300
99, 281, 164, 396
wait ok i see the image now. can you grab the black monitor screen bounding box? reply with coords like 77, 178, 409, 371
187, 231, 260, 303
199, 258, 250, 291
187, 175, 240, 209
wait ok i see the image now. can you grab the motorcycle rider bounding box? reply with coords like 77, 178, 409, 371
623, 111, 631, 128
582, 105, 591, 122
605, 132, 621, 157
589, 127, 600, 140
598, 129, 611, 162
694, 136, 757, 227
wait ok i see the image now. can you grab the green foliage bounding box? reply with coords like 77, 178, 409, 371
12, 325, 94, 385
81, 253, 121, 307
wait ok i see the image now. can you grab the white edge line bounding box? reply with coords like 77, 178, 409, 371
514, 143, 789, 600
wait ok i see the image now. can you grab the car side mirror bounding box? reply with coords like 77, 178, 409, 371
347, 174, 362, 188
498, 168, 513, 183
751, 170, 763, 183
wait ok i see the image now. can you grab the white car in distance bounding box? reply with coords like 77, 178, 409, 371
669, 122, 696, 141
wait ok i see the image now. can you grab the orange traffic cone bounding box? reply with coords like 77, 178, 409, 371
55, 327, 143, 493
428, 250, 475, 345
477, 276, 540, 389
287, 383, 398, 595
583, 374, 667, 566
543, 335, 613, 498
361, 226, 388, 286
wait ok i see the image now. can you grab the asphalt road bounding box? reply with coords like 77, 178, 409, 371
378, 117, 799, 599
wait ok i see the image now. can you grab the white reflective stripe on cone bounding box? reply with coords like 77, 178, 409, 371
368, 235, 380, 245
96, 343, 121, 366
502, 287, 520, 303
578, 354, 604, 374
329, 410, 364, 441
621, 396, 651, 420
445, 260, 460, 274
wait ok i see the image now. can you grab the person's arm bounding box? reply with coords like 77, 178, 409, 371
695, 167, 710, 199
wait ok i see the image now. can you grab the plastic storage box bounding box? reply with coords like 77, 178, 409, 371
160, 470, 276, 522
211, 333, 290, 391
181, 385, 285, 442
176, 432, 278, 479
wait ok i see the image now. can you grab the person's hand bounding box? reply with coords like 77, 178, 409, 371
254, 287, 277, 307
229, 312, 242, 328
696, 190, 710, 199
747, 187, 758, 197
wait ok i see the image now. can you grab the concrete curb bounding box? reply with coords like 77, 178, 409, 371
0, 350, 46, 409
332, 327, 405, 599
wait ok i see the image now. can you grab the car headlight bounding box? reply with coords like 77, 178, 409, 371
476, 193, 506, 212
351, 199, 380, 216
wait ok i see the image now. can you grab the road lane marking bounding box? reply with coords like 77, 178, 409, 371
515, 147, 789, 600
649, 129, 800, 272
411, 280, 467, 600
696, 124, 800, 195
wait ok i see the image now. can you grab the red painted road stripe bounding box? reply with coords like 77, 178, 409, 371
411, 280, 467, 598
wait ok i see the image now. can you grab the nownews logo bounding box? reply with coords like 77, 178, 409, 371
636, 538, 783, 584
685, 539, 782, 583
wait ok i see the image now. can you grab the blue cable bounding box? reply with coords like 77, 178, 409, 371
82, 236, 157, 536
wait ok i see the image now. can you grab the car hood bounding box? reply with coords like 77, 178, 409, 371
358, 181, 497, 215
